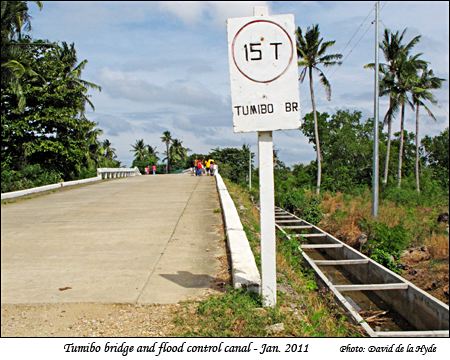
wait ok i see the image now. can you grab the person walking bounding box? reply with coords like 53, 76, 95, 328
196, 160, 203, 176
152, 164, 156, 175
145, 165, 150, 175
210, 160, 215, 176
193, 159, 198, 176
206, 159, 211, 176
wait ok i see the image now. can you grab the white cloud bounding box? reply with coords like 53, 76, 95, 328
157, 1, 269, 27
157, 1, 205, 25
98, 68, 227, 111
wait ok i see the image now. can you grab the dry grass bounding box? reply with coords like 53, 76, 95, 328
426, 233, 449, 260
320, 194, 370, 246
319, 191, 449, 304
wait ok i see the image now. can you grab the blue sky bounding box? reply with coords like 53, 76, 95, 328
28, 1, 449, 167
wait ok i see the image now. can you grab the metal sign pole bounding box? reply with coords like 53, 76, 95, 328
254, 5, 276, 308
258, 131, 276, 307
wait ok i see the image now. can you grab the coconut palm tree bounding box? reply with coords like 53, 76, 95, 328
161, 131, 172, 173
131, 139, 146, 162
57, 42, 101, 113
392, 52, 427, 188
1, 1, 44, 111
169, 139, 188, 169
411, 66, 445, 192
366, 29, 421, 186
146, 145, 159, 161
102, 139, 117, 161
1, 1, 42, 42
296, 24, 342, 195
82, 126, 103, 169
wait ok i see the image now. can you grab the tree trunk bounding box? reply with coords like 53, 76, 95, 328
415, 104, 420, 193
397, 102, 405, 188
309, 67, 321, 196
382, 96, 393, 185
166, 142, 169, 174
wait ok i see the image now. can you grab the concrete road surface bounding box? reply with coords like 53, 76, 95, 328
1, 175, 225, 304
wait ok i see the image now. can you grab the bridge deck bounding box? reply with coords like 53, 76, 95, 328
1, 175, 225, 305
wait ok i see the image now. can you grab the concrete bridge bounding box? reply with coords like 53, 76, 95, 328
1, 175, 226, 305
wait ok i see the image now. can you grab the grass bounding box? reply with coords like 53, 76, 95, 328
172, 180, 363, 337
320, 189, 448, 253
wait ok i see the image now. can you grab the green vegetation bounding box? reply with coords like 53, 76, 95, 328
130, 139, 159, 174
1, 1, 119, 192
360, 220, 410, 272
130, 132, 190, 174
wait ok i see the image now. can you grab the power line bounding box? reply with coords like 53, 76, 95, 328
328, 1, 389, 81
328, 18, 373, 80
338, 5, 375, 57
328, 3, 376, 80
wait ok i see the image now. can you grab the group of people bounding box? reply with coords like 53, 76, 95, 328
144, 164, 157, 175
193, 159, 216, 176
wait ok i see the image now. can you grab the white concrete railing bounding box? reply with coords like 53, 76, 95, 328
97, 167, 141, 179
1, 167, 141, 200
215, 172, 261, 292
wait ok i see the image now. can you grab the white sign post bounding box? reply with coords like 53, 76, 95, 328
227, 6, 301, 307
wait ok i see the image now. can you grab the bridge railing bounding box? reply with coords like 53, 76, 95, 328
1, 167, 141, 200
97, 167, 141, 179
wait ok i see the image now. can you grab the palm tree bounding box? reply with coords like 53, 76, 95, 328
296, 24, 342, 195
1, 1, 44, 111
57, 42, 101, 113
131, 139, 146, 162
102, 139, 117, 161
410, 66, 445, 192
366, 29, 421, 186
169, 139, 188, 169
161, 131, 172, 173
84, 126, 103, 167
1, 1, 42, 42
393, 53, 427, 188
146, 145, 159, 161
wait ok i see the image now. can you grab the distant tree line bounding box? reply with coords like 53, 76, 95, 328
130, 131, 190, 174
1, 2, 119, 192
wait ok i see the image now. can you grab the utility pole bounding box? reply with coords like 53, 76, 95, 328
249, 145, 252, 191
372, 1, 380, 217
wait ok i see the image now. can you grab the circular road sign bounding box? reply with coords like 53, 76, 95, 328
232, 20, 294, 83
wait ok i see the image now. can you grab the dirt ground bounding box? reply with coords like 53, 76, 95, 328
1, 252, 230, 337
1, 302, 181, 337
400, 247, 449, 305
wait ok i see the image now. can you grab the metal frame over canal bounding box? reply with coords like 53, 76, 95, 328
274, 206, 449, 337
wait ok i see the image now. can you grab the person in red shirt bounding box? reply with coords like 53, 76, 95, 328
196, 160, 203, 176
152, 164, 156, 175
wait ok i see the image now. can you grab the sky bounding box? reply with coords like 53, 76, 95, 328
28, 1, 449, 167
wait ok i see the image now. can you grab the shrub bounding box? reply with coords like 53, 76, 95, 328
277, 188, 323, 225
360, 220, 410, 273
1, 164, 62, 193
382, 173, 448, 207
302, 196, 323, 225
77, 167, 97, 180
